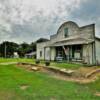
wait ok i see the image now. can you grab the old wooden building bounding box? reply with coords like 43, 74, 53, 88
37, 21, 100, 65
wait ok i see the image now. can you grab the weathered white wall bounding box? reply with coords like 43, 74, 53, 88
50, 22, 94, 43
45, 47, 50, 60
37, 21, 95, 64
83, 44, 93, 64
36, 42, 46, 60
57, 22, 79, 40
37, 42, 51, 60
51, 47, 56, 60
50, 21, 79, 42
95, 40, 100, 64
80, 24, 94, 39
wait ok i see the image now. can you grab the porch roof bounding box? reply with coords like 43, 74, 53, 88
48, 38, 94, 47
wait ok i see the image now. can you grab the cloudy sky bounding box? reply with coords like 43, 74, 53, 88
0, 0, 100, 43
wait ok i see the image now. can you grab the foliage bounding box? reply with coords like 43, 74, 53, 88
0, 41, 18, 57
0, 41, 36, 58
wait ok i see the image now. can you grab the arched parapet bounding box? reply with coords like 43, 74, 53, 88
56, 21, 80, 39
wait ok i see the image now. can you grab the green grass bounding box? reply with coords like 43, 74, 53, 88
0, 58, 34, 64
0, 63, 100, 100
0, 58, 83, 69
40, 60, 82, 69
51, 62, 83, 69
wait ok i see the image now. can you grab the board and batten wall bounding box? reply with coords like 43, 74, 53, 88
95, 39, 100, 64
83, 44, 93, 64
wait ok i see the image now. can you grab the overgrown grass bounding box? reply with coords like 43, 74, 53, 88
0, 58, 34, 64
0, 64, 99, 100
51, 62, 83, 69
0, 58, 83, 69
39, 60, 83, 69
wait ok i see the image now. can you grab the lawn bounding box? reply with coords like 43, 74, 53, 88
0, 58, 100, 100
37, 60, 83, 69
0, 58, 83, 69
0, 58, 34, 64
0, 62, 100, 99
51, 62, 83, 69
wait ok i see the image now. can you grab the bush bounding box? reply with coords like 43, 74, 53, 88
35, 60, 40, 64
45, 61, 50, 66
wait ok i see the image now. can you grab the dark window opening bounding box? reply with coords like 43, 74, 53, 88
64, 28, 68, 37
72, 45, 82, 59
40, 51, 42, 57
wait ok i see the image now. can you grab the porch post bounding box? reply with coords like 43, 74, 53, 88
44, 47, 46, 61
68, 46, 70, 62
86, 44, 90, 64
62, 46, 70, 62
50, 47, 56, 61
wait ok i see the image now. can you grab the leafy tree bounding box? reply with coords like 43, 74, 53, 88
0, 39, 39, 58
0, 41, 18, 57
30, 42, 36, 51
17, 42, 31, 57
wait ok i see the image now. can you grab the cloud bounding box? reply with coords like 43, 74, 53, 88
70, 0, 100, 36
0, 0, 99, 43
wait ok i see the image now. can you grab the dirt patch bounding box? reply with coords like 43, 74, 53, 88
76, 67, 100, 78
94, 92, 100, 97
42, 68, 98, 84
16, 63, 100, 84
20, 84, 29, 90
17, 63, 42, 72
50, 97, 57, 100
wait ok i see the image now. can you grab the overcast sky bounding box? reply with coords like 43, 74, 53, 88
0, 0, 100, 43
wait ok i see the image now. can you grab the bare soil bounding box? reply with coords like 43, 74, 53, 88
16, 63, 100, 84
94, 92, 100, 97
20, 84, 29, 90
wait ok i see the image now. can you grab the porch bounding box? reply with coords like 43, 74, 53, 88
45, 37, 95, 64
54, 45, 83, 62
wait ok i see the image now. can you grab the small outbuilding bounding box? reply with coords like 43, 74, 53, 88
25, 52, 36, 58
13, 52, 19, 58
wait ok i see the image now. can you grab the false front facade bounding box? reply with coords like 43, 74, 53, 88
37, 21, 100, 65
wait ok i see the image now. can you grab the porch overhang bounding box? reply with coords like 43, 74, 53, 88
48, 38, 94, 47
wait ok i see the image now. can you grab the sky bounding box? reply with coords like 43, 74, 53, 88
0, 0, 100, 43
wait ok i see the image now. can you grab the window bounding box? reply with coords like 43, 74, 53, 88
40, 51, 42, 57
64, 28, 68, 37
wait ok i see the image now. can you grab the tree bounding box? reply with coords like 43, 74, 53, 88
0, 41, 19, 57
17, 42, 30, 57
30, 42, 36, 51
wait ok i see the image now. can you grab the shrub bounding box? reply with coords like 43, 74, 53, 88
45, 61, 50, 66
35, 60, 40, 64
